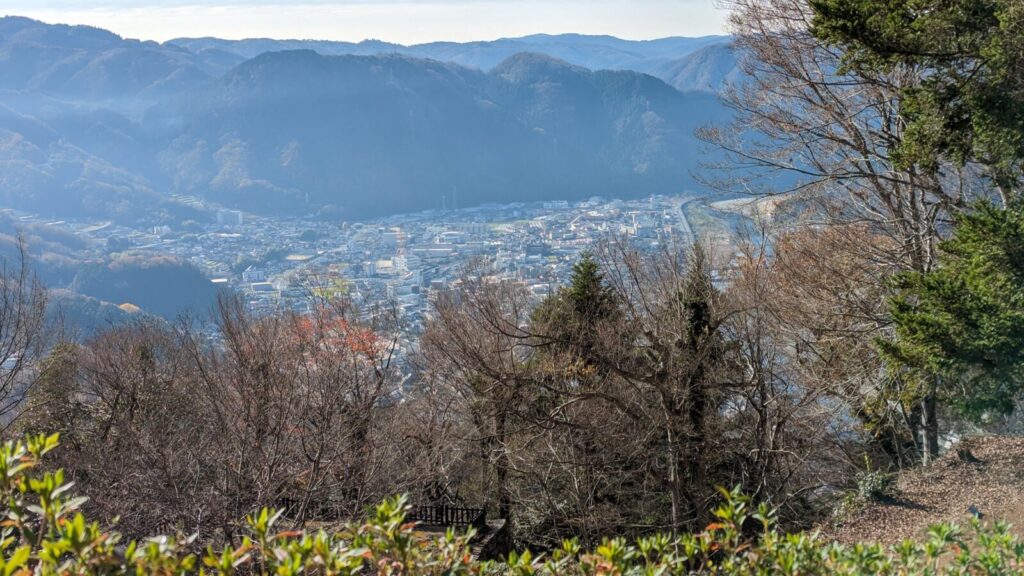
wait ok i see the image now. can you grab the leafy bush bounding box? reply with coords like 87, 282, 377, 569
2, 432, 1024, 574
855, 468, 898, 502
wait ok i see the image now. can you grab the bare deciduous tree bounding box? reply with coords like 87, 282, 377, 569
0, 239, 49, 429
700, 0, 993, 461
25, 293, 411, 543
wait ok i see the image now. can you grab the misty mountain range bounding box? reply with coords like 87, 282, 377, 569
166, 33, 730, 86
0, 16, 739, 222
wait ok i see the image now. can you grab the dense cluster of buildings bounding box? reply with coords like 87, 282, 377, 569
14, 193, 713, 337
170, 194, 699, 329
6, 193, 718, 377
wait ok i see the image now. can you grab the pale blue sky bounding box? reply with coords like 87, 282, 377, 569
0, 0, 728, 43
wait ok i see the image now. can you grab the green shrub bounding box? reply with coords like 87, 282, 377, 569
1, 432, 1023, 574
834, 456, 898, 523
855, 468, 898, 502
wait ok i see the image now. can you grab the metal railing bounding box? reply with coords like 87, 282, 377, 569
406, 505, 487, 529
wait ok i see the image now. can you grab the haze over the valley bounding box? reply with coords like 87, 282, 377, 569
0, 15, 738, 221
0, 9, 739, 324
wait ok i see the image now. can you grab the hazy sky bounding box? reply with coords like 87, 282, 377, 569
0, 0, 728, 43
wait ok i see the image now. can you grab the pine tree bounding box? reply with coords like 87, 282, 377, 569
566, 253, 618, 324
532, 252, 620, 362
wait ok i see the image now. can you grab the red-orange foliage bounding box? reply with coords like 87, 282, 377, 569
293, 310, 385, 362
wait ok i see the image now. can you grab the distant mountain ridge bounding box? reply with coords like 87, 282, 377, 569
0, 16, 744, 319
165, 32, 731, 79
0, 16, 244, 105
0, 17, 740, 221
164, 32, 744, 100
149, 49, 730, 216
657, 43, 744, 93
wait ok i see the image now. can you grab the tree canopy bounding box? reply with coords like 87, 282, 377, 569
882, 202, 1024, 420
810, 0, 1024, 200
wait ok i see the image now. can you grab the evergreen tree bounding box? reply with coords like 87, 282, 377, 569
565, 253, 619, 324
809, 0, 1024, 201
807, 0, 1024, 459
882, 202, 1024, 421
18, 343, 82, 442
531, 252, 620, 362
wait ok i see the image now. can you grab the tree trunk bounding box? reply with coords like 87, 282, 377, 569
494, 411, 512, 521
907, 401, 924, 465
688, 377, 708, 525
665, 422, 681, 535
923, 392, 940, 463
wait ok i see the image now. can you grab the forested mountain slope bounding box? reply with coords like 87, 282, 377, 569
0, 17, 734, 220
152, 50, 727, 216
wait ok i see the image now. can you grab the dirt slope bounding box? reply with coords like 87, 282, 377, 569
826, 436, 1024, 545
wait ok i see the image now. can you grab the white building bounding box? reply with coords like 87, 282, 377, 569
217, 210, 244, 226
